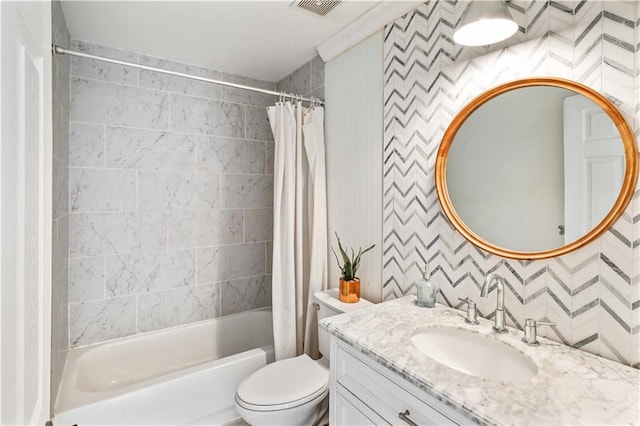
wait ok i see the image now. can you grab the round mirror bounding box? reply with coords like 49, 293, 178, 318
436, 77, 638, 260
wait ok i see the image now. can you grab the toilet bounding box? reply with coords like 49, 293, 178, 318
234, 288, 372, 425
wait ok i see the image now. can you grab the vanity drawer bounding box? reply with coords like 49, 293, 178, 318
335, 386, 388, 425
334, 343, 465, 425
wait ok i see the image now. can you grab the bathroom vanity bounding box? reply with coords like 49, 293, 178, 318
321, 297, 640, 425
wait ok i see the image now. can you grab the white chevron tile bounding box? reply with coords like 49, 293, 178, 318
382, 0, 637, 366
602, 64, 634, 112
573, 1, 603, 41
526, 0, 549, 41
572, 302, 602, 357
524, 262, 549, 332
599, 333, 631, 366
549, 1, 577, 35
547, 26, 576, 79
545, 288, 573, 346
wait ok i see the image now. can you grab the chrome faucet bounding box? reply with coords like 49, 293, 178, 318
480, 273, 508, 333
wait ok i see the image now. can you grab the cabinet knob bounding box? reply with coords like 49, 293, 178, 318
398, 409, 418, 426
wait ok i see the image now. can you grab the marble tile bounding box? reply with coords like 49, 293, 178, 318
244, 208, 273, 242
266, 241, 273, 274
69, 213, 104, 258
103, 212, 167, 255
170, 94, 244, 138
69, 296, 136, 347
53, 157, 68, 219
50, 233, 68, 406
59, 213, 69, 268
52, 0, 70, 47
71, 77, 169, 129
167, 209, 242, 249
197, 243, 266, 284
311, 56, 325, 91
53, 103, 69, 165
138, 55, 222, 100
246, 106, 273, 141
137, 283, 220, 332
266, 142, 274, 175
275, 76, 289, 94
106, 127, 196, 171
138, 171, 220, 211
378, 0, 640, 365
106, 249, 195, 297
287, 61, 312, 96
221, 275, 272, 316
310, 86, 325, 103
69, 256, 105, 303
220, 72, 275, 107
52, 17, 70, 141
197, 136, 265, 174
70, 39, 138, 85
221, 174, 273, 209
70, 168, 136, 212
69, 122, 105, 167
52, 218, 63, 277
70, 212, 167, 257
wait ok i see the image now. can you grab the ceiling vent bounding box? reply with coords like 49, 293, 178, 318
294, 0, 342, 17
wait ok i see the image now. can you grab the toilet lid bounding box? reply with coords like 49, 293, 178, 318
236, 354, 329, 408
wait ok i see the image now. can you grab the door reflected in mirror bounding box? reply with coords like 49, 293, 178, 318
436, 78, 638, 260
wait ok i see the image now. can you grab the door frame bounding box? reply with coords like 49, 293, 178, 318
1, 1, 53, 424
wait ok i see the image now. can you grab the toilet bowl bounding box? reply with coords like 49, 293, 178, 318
234, 288, 372, 426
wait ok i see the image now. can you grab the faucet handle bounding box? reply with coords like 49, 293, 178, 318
522, 318, 555, 346
458, 298, 479, 325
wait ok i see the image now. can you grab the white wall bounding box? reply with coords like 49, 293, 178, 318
325, 31, 383, 302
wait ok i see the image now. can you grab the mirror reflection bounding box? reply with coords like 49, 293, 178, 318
445, 86, 625, 253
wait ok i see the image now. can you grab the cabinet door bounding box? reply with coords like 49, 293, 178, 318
334, 387, 387, 425
332, 338, 471, 425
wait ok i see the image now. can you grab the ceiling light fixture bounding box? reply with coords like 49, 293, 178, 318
453, 0, 518, 47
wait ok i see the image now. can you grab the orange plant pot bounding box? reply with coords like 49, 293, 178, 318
339, 278, 360, 303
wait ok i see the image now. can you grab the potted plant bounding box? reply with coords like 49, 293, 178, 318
331, 232, 375, 303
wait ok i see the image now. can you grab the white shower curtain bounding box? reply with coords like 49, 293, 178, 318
267, 101, 327, 361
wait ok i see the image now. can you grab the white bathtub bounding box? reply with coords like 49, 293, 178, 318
54, 308, 274, 425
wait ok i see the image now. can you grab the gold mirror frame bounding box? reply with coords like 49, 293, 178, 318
435, 77, 639, 260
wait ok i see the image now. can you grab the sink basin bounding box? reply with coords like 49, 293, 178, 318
410, 326, 538, 382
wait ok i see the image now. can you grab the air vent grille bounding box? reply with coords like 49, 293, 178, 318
295, 0, 341, 17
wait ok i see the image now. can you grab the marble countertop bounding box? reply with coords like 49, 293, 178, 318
320, 296, 640, 425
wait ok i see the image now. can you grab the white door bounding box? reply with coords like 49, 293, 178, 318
1, 1, 53, 424
563, 94, 624, 244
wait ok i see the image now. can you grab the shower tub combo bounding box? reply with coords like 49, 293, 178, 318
54, 308, 274, 425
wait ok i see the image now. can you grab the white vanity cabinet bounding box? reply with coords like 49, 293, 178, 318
330, 338, 471, 426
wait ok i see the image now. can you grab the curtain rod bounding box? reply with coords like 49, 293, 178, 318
52, 45, 324, 105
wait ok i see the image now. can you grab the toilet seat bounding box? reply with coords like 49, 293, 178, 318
236, 354, 329, 412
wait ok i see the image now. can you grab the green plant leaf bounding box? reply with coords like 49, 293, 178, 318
331, 246, 345, 275
332, 232, 375, 281
335, 232, 350, 265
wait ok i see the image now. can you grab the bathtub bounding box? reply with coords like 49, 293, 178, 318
54, 308, 274, 425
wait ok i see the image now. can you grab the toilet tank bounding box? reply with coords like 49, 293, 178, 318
314, 289, 373, 362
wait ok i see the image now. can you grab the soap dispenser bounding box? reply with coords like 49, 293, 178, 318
416, 264, 438, 308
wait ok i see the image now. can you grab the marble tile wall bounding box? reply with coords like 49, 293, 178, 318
51, 0, 70, 406
68, 39, 274, 347
276, 55, 325, 104
383, 1, 640, 367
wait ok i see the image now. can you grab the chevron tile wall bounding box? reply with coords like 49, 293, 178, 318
383, 0, 640, 367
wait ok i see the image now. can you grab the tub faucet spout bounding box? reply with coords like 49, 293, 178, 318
481, 273, 508, 333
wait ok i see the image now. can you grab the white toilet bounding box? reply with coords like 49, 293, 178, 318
234, 288, 372, 425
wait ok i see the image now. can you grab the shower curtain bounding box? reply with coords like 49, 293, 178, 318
267, 101, 327, 361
